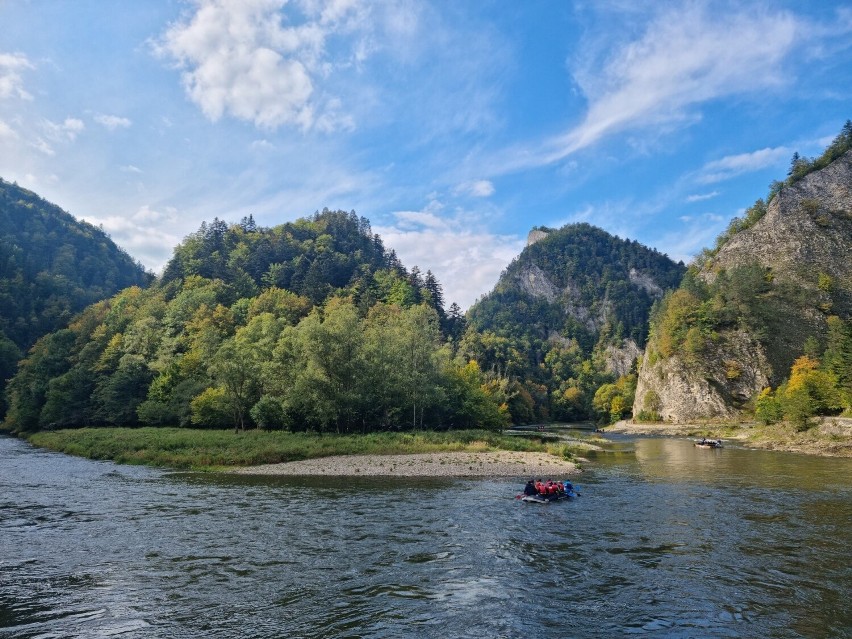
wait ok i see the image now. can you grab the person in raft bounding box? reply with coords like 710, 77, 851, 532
529, 480, 564, 496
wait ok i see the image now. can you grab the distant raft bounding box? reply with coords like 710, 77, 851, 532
694, 439, 723, 449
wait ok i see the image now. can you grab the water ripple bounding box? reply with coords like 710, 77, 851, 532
1, 435, 851, 638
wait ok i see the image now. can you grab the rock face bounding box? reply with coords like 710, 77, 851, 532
706, 150, 852, 326
628, 268, 664, 297
635, 331, 772, 421
527, 229, 551, 246
634, 150, 852, 422
603, 339, 642, 378
517, 263, 561, 302
516, 264, 601, 331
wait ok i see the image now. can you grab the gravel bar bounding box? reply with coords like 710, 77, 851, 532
232, 451, 578, 477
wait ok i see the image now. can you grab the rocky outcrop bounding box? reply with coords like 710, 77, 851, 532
634, 330, 771, 422
634, 150, 852, 422
705, 150, 852, 304
527, 229, 551, 246
603, 339, 642, 378
628, 268, 664, 297
517, 263, 561, 302
516, 264, 607, 332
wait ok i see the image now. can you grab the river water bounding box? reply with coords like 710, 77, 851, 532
1, 434, 850, 639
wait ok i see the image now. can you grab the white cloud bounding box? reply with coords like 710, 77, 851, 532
392, 209, 447, 231
42, 117, 85, 142
313, 96, 355, 133
698, 146, 790, 183
27, 117, 84, 155
375, 203, 524, 309
83, 205, 184, 273
121, 165, 143, 173
94, 114, 132, 130
0, 52, 34, 100
0, 119, 18, 140
455, 179, 495, 198
685, 190, 719, 203
30, 137, 55, 156
154, 0, 368, 131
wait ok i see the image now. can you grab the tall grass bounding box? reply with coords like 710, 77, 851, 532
25, 427, 576, 471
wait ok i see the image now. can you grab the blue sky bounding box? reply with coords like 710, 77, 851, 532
1, 1, 851, 308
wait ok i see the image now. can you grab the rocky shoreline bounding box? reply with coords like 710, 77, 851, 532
605, 417, 852, 457
232, 450, 579, 477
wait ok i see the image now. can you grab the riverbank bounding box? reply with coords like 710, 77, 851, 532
20, 427, 584, 474
232, 450, 577, 477
604, 417, 852, 457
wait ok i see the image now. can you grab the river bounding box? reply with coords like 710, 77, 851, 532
1, 434, 850, 638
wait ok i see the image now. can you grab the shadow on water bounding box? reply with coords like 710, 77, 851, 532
1, 434, 850, 638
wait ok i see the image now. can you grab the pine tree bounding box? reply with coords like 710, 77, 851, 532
423, 270, 445, 316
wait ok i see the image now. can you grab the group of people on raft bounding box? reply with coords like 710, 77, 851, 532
696, 438, 723, 448
523, 478, 575, 498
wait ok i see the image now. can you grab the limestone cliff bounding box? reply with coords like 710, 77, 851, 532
634, 150, 852, 422
468, 223, 685, 388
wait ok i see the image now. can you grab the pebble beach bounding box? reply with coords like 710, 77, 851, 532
232, 450, 579, 477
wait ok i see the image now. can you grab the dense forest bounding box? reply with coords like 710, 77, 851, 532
14, 122, 848, 434
0, 178, 152, 415
465, 224, 686, 424
3, 210, 498, 434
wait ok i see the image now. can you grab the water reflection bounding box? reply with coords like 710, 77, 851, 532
1, 435, 850, 638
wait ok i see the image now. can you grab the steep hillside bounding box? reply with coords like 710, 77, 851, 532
464, 223, 685, 423
634, 144, 852, 422
0, 178, 152, 413
469, 223, 685, 349
3, 210, 497, 434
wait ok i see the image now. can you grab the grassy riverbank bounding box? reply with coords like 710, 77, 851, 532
605, 417, 852, 457
23, 427, 584, 471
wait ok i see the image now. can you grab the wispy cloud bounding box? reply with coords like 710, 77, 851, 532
30, 138, 54, 156
0, 119, 18, 140
697, 146, 790, 184
0, 52, 34, 100
94, 114, 132, 130
28, 117, 85, 156
653, 212, 728, 265
42, 117, 85, 142
455, 179, 495, 198
552, 4, 798, 159
489, 3, 807, 175
685, 190, 719, 203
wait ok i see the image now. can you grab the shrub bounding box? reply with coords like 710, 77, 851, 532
190, 387, 232, 428
250, 395, 289, 431
754, 387, 783, 425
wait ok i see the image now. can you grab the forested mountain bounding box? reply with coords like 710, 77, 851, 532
11, 123, 848, 435
0, 178, 152, 414
635, 123, 852, 425
463, 224, 685, 424
3, 210, 495, 434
